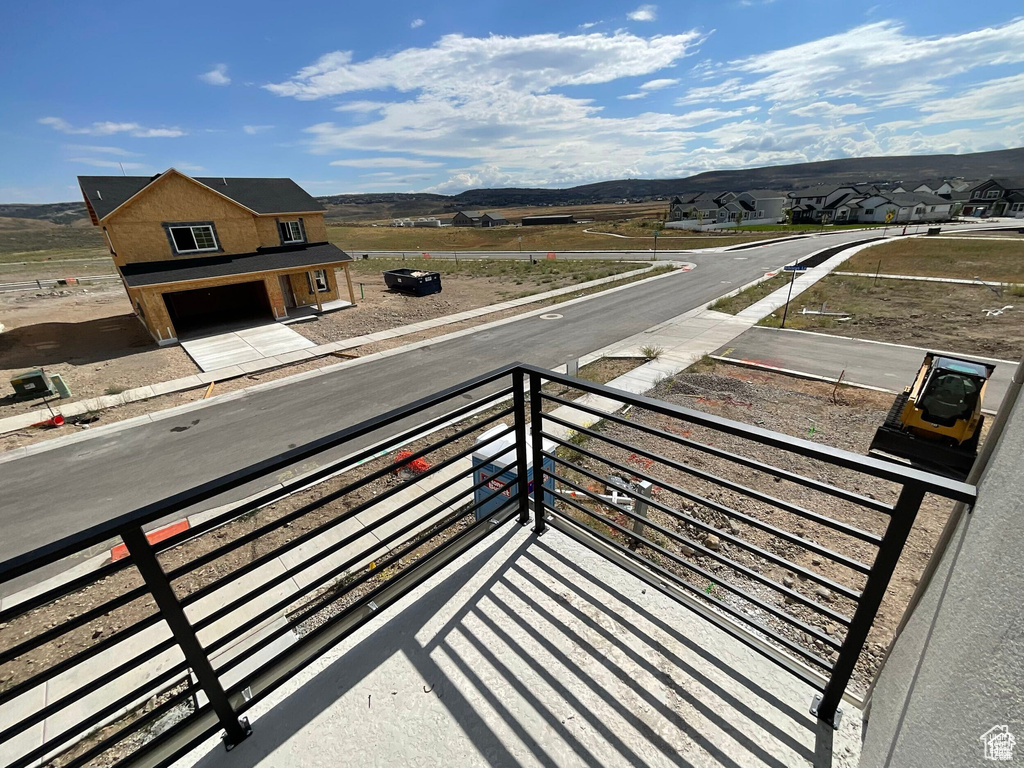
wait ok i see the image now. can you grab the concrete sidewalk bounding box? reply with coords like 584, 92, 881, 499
0, 264, 662, 437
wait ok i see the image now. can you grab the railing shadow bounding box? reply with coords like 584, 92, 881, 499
187, 523, 837, 768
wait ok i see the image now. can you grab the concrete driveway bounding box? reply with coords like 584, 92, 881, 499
180, 322, 316, 372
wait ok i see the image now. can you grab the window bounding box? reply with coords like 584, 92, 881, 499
984, 189, 1000, 199
864, 208, 875, 215
279, 220, 304, 243
930, 206, 936, 212
168, 224, 217, 254
756, 209, 764, 218
307, 269, 329, 293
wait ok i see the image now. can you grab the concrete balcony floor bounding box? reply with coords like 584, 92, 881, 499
173, 524, 862, 768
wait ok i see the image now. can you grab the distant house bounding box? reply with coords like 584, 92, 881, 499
963, 178, 1024, 218
892, 179, 973, 199
452, 210, 485, 227
481, 213, 509, 227
79, 169, 355, 345
851, 192, 953, 223
666, 189, 785, 229
521, 214, 575, 226
787, 185, 881, 223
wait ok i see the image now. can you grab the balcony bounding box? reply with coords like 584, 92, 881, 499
0, 365, 974, 768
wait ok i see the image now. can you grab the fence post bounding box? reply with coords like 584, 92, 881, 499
528, 370, 548, 534
512, 369, 531, 526
812, 482, 926, 727
122, 528, 251, 749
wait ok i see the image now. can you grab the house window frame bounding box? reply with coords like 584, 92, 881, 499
163, 222, 221, 255
307, 268, 330, 293
279, 219, 305, 244
984, 189, 1001, 199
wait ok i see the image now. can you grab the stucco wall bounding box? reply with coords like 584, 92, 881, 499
859, 380, 1024, 767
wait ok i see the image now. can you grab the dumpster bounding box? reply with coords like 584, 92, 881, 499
472, 423, 555, 520
382, 268, 442, 296
926, 227, 942, 236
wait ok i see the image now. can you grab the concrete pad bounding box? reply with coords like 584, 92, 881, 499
151, 375, 205, 396
171, 525, 860, 768
182, 324, 315, 373
277, 517, 383, 592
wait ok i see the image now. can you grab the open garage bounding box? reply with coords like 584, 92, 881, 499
162, 280, 273, 337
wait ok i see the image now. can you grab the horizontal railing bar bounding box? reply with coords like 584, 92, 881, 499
0, 612, 165, 709
176, 424, 514, 607
99, 701, 219, 768
543, 501, 835, 671
542, 515, 828, 694
544, 411, 883, 548
199, 470, 519, 655
0, 363, 520, 583
546, 473, 845, 649
524, 362, 976, 502
3, 658, 189, 765
215, 484, 518, 675
540, 390, 896, 516
49, 684, 197, 768
218, 495, 518, 685
0, 585, 150, 668
170, 412, 514, 587
544, 439, 865, 601
0, 558, 135, 625
226, 502, 519, 709
153, 385, 517, 556
547, 460, 853, 630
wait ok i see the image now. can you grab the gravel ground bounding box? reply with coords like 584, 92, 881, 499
549, 361, 957, 695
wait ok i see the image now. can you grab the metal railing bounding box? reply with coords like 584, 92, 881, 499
0, 363, 975, 768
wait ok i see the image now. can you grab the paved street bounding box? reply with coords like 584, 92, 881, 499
713, 326, 1016, 410
0, 226, 977, 563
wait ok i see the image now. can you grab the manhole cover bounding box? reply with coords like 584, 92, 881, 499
539, 313, 563, 320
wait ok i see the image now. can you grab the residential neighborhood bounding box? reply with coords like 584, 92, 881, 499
3, 4, 1024, 768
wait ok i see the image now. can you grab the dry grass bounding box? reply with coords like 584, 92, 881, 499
329, 223, 789, 253
843, 238, 1024, 283
758, 275, 1024, 358
709, 273, 791, 314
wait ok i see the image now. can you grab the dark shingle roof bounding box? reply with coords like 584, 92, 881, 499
79, 171, 324, 220
455, 210, 484, 218
120, 242, 351, 288
888, 192, 951, 207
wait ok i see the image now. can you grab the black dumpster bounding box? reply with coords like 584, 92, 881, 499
383, 268, 442, 296
926, 227, 942, 236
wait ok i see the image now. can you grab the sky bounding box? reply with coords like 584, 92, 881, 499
1, 1, 1023, 203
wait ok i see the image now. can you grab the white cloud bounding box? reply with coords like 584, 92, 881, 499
174, 163, 207, 172
681, 17, 1024, 109
243, 124, 274, 134
627, 5, 657, 22
410, 18, 425, 29
618, 93, 647, 100
329, 157, 445, 168
63, 144, 140, 156
199, 64, 231, 86
580, 21, 603, 30
68, 158, 147, 170
919, 72, 1024, 125
266, 31, 702, 100
40, 117, 186, 138
639, 78, 679, 91
333, 101, 390, 113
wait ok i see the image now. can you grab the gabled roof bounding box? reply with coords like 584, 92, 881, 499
455, 210, 484, 218
481, 212, 508, 220
887, 192, 950, 207
78, 170, 324, 221
739, 189, 786, 199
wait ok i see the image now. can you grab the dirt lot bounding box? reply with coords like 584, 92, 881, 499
550, 360, 958, 694
843, 237, 1024, 283
757, 275, 1024, 358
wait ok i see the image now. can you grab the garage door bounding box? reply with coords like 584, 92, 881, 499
163, 281, 273, 337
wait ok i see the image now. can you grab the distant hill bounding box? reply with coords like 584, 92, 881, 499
6, 146, 1024, 225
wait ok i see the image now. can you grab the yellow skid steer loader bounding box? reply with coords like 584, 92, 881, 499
869, 353, 995, 480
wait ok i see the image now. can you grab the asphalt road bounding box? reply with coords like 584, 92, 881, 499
713, 327, 1017, 411
0, 227, 957, 564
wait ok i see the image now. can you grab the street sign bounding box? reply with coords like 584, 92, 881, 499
783, 264, 808, 271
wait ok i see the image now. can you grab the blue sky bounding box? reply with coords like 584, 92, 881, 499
2, 1, 1022, 203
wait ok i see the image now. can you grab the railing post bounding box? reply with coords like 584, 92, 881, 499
122, 527, 252, 749
528, 370, 547, 534
813, 482, 926, 727
512, 369, 531, 526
